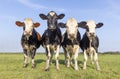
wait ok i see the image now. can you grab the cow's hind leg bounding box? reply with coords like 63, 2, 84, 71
90, 52, 94, 64
49, 50, 53, 65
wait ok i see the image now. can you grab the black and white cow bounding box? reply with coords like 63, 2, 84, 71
58, 18, 82, 70
79, 20, 103, 70
39, 11, 65, 71
15, 18, 41, 68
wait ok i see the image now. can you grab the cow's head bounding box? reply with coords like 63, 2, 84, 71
79, 20, 103, 40
15, 18, 40, 38
39, 11, 65, 30
59, 18, 82, 40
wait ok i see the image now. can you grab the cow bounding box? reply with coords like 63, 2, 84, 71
39, 11, 65, 71
58, 18, 82, 70
15, 18, 41, 68
79, 20, 103, 70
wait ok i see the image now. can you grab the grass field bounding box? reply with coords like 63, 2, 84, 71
0, 53, 120, 79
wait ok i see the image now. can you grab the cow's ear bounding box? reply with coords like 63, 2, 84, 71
78, 21, 87, 28
58, 22, 66, 28
96, 23, 103, 28
15, 21, 24, 27
34, 22, 40, 28
58, 14, 65, 19
39, 14, 47, 20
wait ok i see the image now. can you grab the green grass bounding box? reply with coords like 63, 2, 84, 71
0, 53, 120, 79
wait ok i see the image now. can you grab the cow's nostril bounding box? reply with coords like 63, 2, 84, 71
69, 34, 75, 38
90, 33, 95, 36
24, 31, 31, 35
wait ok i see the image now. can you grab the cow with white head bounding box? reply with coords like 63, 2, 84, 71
15, 18, 41, 68
58, 18, 82, 70
79, 20, 103, 70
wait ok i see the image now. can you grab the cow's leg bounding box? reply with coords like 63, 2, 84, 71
23, 49, 28, 68
63, 48, 67, 65
90, 52, 94, 64
31, 48, 36, 68
66, 51, 70, 68
45, 45, 51, 71
50, 49, 53, 65
83, 50, 87, 70
70, 52, 73, 65
55, 45, 60, 70
93, 50, 100, 70
74, 45, 79, 70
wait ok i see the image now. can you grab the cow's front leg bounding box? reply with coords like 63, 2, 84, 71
45, 45, 51, 71
74, 45, 79, 70
83, 50, 87, 70
23, 49, 28, 68
55, 45, 60, 70
90, 52, 94, 64
63, 48, 67, 65
93, 50, 100, 70
50, 50, 53, 65
31, 48, 36, 68
66, 51, 70, 68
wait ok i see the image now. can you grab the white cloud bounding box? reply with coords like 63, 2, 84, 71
0, 15, 16, 23
17, 0, 66, 12
17, 0, 48, 9
105, 0, 120, 20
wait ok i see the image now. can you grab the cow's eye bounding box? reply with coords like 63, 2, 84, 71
23, 26, 25, 30
86, 27, 89, 32
66, 26, 69, 28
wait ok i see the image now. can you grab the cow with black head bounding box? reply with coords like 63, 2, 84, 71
39, 11, 65, 71
79, 20, 103, 70
15, 18, 41, 68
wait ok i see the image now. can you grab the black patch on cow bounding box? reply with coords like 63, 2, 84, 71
80, 32, 99, 52
40, 27, 62, 46
62, 30, 81, 47
21, 29, 40, 48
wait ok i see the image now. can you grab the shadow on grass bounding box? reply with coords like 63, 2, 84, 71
35, 59, 45, 67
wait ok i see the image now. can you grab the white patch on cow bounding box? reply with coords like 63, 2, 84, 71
24, 54, 28, 64
55, 45, 60, 70
65, 45, 79, 70
66, 18, 78, 40
24, 18, 34, 35
45, 44, 60, 70
83, 47, 100, 70
83, 49, 87, 70
49, 12, 55, 16
87, 20, 96, 33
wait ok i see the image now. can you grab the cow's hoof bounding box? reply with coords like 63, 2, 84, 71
45, 68, 49, 71
56, 67, 60, 70
23, 64, 27, 68
67, 64, 70, 68
74, 67, 79, 71
83, 65, 86, 70
31, 64, 35, 68
97, 67, 101, 71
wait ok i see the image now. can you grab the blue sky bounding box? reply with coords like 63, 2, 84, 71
0, 0, 120, 52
